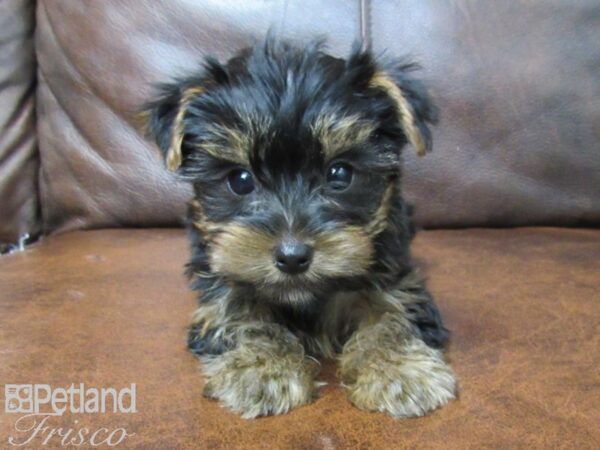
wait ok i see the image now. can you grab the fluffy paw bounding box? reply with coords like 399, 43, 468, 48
201, 349, 317, 418
340, 338, 456, 417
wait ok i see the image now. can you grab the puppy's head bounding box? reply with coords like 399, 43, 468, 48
144, 39, 437, 304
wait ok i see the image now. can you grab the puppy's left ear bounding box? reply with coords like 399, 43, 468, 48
369, 63, 439, 156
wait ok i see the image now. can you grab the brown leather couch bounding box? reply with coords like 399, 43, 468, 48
1, 2, 598, 448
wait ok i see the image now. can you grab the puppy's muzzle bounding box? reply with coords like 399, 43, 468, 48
273, 238, 313, 275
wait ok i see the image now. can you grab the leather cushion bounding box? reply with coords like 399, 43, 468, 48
1, 228, 598, 448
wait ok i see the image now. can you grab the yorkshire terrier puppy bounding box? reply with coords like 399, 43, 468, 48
144, 38, 456, 418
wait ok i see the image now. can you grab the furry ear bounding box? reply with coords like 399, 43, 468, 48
142, 58, 228, 171
369, 63, 438, 156
142, 84, 205, 172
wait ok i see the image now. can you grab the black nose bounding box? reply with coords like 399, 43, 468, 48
274, 240, 313, 275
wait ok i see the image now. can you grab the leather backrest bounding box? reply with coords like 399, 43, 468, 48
371, 1, 600, 227
0, 0, 38, 244
35, 1, 600, 233
36, 1, 359, 234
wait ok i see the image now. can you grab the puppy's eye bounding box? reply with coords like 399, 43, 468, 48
326, 163, 353, 191
227, 169, 255, 195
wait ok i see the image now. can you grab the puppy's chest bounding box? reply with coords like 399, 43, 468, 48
271, 291, 368, 341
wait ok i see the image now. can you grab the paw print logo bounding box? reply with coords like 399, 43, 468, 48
5, 385, 33, 413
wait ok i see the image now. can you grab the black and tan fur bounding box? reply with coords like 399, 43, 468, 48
144, 38, 456, 418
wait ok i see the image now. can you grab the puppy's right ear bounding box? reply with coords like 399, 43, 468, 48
141, 58, 229, 172
141, 83, 205, 172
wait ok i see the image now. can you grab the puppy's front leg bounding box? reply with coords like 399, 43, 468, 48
339, 286, 456, 417
192, 310, 318, 418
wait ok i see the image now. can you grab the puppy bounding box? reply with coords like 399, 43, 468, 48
144, 38, 456, 418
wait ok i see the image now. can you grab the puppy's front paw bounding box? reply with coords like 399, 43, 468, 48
201, 350, 317, 418
340, 338, 456, 417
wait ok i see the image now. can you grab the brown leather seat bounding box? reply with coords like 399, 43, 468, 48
1, 228, 598, 448
1, 1, 599, 448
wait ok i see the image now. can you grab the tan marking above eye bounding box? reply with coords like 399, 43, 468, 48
167, 86, 255, 170
199, 123, 251, 166
312, 113, 376, 161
